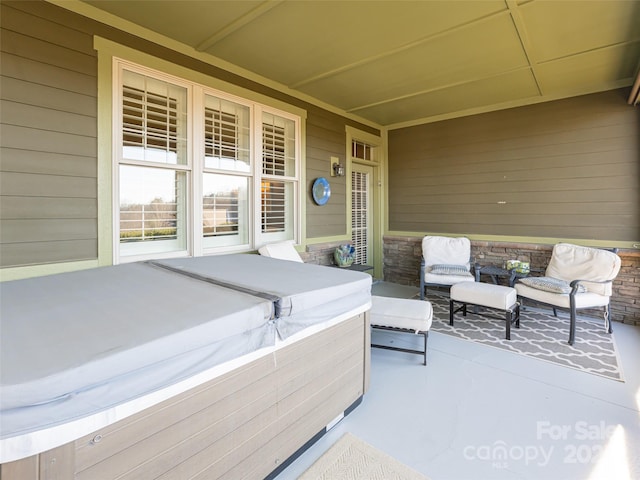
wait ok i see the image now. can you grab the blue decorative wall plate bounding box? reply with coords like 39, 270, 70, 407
312, 177, 331, 205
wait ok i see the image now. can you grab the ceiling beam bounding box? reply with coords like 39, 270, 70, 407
195, 0, 285, 52
505, 0, 543, 96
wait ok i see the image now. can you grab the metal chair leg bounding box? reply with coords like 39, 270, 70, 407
569, 296, 577, 345
604, 305, 612, 334
449, 299, 455, 325
423, 331, 428, 366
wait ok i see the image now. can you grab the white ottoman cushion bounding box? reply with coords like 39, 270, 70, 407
451, 282, 517, 310
371, 296, 432, 333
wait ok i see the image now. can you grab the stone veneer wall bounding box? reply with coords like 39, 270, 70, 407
383, 235, 640, 326
300, 241, 349, 266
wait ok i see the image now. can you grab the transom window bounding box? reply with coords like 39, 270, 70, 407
352, 140, 375, 162
114, 61, 301, 262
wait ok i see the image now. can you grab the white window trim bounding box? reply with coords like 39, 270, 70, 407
112, 58, 302, 263
255, 105, 302, 245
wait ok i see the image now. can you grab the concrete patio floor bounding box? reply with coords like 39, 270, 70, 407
276, 282, 640, 480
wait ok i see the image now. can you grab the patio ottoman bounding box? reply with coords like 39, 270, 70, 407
449, 282, 520, 340
370, 296, 433, 365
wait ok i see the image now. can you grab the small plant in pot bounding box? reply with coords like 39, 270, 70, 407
334, 244, 355, 267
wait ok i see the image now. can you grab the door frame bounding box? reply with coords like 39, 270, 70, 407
346, 126, 384, 279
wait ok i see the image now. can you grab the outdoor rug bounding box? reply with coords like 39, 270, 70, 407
298, 432, 429, 480
427, 293, 624, 382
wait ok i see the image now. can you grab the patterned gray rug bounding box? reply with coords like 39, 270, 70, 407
298, 433, 429, 480
427, 294, 624, 382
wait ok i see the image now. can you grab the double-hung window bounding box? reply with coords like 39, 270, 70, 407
114, 61, 301, 263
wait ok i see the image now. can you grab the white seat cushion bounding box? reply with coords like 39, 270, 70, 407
451, 282, 517, 311
371, 296, 433, 333
422, 236, 471, 270
421, 236, 473, 287
515, 283, 610, 309
258, 240, 303, 262
545, 243, 620, 296
424, 272, 475, 286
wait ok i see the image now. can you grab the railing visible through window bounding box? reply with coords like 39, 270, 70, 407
120, 201, 178, 241
202, 174, 244, 239
119, 165, 187, 253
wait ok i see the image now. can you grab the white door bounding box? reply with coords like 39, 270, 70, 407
351, 164, 373, 266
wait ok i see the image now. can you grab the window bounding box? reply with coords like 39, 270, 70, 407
201, 94, 251, 250
352, 140, 375, 162
115, 61, 301, 262
118, 70, 189, 258
260, 113, 296, 241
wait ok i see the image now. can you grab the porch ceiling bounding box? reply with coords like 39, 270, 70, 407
81, 0, 640, 127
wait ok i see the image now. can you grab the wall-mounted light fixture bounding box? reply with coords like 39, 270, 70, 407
330, 156, 345, 177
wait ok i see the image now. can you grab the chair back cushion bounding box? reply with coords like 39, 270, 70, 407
422, 236, 470, 270
258, 240, 303, 262
545, 243, 621, 296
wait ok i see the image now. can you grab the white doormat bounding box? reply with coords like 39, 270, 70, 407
298, 432, 429, 480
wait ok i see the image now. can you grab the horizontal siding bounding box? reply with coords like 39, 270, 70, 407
0, 2, 98, 268
0, 240, 97, 266
1, 28, 96, 75
1, 172, 96, 198
1, 124, 96, 157
305, 108, 349, 239
1, 76, 97, 116
1, 148, 96, 178
1, 196, 97, 219
1, 100, 96, 137
0, 2, 96, 56
1, 219, 97, 243
1, 52, 97, 96
388, 89, 640, 242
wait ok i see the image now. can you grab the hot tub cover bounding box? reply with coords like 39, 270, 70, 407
0, 262, 274, 435
154, 254, 372, 338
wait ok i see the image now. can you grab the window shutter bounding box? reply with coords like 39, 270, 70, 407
261, 121, 288, 233
122, 85, 179, 163
205, 108, 237, 162
351, 170, 369, 264
262, 124, 286, 176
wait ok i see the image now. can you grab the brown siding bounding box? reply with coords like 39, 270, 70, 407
305, 109, 350, 238
0, 2, 98, 267
388, 90, 640, 242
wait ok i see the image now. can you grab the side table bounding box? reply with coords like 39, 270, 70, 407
331, 263, 373, 273
474, 264, 530, 287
